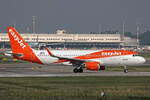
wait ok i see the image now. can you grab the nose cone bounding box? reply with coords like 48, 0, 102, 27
139, 57, 146, 64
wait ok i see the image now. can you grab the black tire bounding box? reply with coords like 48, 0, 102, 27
73, 68, 78, 73
124, 69, 128, 73
78, 68, 83, 73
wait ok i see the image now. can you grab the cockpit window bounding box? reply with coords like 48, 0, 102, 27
133, 54, 139, 56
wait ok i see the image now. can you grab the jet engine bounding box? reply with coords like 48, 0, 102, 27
84, 62, 105, 71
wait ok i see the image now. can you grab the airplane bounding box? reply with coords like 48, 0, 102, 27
5, 27, 146, 73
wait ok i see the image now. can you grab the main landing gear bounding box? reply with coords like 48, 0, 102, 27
124, 65, 128, 73
73, 67, 83, 73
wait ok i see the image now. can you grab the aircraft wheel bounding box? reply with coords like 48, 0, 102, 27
124, 69, 128, 73
73, 68, 78, 73
123, 65, 128, 73
78, 68, 83, 73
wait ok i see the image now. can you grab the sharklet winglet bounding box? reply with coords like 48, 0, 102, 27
45, 47, 54, 56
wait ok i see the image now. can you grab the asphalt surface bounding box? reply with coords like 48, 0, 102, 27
0, 63, 150, 77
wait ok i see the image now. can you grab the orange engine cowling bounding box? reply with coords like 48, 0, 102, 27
85, 62, 100, 71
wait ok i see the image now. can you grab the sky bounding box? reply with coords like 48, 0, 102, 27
0, 0, 150, 33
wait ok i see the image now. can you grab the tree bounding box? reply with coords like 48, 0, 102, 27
125, 32, 135, 38
140, 31, 150, 45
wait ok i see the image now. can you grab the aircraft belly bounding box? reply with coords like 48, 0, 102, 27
38, 56, 58, 64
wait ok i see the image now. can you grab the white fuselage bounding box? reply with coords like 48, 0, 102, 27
32, 49, 146, 66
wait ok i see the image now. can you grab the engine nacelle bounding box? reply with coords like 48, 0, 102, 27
85, 62, 105, 71
85, 62, 100, 71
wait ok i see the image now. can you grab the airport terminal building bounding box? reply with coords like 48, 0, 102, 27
0, 30, 137, 49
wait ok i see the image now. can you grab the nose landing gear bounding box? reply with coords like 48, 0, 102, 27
124, 65, 128, 73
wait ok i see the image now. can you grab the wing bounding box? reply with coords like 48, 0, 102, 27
45, 47, 90, 65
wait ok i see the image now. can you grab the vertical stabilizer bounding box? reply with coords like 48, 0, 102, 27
7, 27, 31, 53
7, 27, 42, 64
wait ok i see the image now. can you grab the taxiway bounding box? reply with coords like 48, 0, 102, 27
0, 63, 150, 77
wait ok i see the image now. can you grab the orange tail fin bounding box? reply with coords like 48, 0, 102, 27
7, 27, 42, 64
7, 27, 31, 53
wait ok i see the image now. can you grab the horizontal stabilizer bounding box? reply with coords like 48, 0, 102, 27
5, 51, 23, 57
